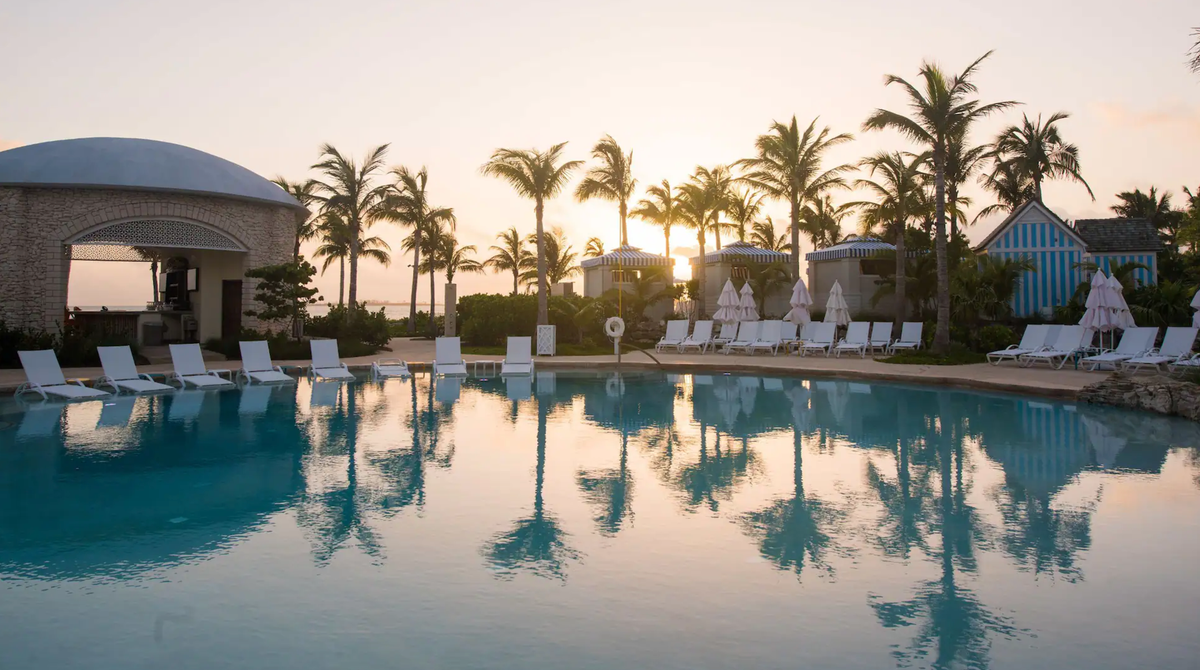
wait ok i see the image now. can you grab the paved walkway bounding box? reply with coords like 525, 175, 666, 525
0, 337, 1107, 399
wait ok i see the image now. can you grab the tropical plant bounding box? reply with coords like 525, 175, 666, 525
384, 166, 456, 333
746, 262, 792, 315
872, 251, 939, 318
749, 217, 790, 253
631, 179, 680, 258
481, 143, 583, 325
1191, 28, 1200, 74
943, 132, 990, 241
862, 51, 1016, 353
1072, 259, 1150, 293
950, 255, 1037, 323
310, 143, 392, 308
243, 260, 322, 340
726, 188, 766, 243
993, 112, 1092, 203
520, 228, 580, 288
430, 231, 482, 336
583, 237, 606, 258
272, 177, 322, 260
575, 135, 636, 247
675, 175, 722, 316
600, 266, 676, 324
800, 195, 853, 250
485, 226, 532, 296
694, 165, 736, 249
1128, 280, 1194, 327
974, 159, 1035, 222
1111, 187, 1183, 253
738, 116, 854, 277
311, 213, 392, 306
851, 151, 929, 324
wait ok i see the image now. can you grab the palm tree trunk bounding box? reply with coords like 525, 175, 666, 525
619, 200, 628, 247
789, 196, 801, 280
150, 260, 159, 301
347, 218, 360, 309
948, 185, 959, 243
428, 269, 437, 338
338, 257, 345, 306
664, 228, 671, 276
408, 227, 422, 334
512, 268, 519, 296
1034, 177, 1043, 203
714, 216, 722, 251
894, 221, 906, 328
696, 229, 707, 319
535, 198, 548, 325
933, 156, 951, 354
293, 233, 302, 262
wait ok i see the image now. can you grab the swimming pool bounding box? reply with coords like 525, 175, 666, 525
1, 371, 1198, 669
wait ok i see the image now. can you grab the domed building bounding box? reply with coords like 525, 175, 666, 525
0, 138, 305, 342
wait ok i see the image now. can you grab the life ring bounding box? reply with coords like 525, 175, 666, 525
606, 373, 625, 397
605, 316, 626, 339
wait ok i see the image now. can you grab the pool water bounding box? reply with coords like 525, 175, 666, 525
1, 371, 1198, 670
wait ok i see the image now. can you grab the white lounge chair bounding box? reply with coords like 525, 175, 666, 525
748, 320, 785, 356
888, 322, 924, 353
238, 341, 295, 384
1019, 325, 1090, 369
1080, 327, 1158, 371
434, 337, 469, 376
799, 323, 837, 356
15, 350, 110, 400
372, 358, 411, 379
1123, 327, 1199, 374
987, 324, 1050, 365
869, 322, 893, 355
711, 322, 739, 351
307, 339, 355, 380
501, 336, 534, 375
791, 322, 817, 354
723, 321, 761, 355
780, 322, 799, 352
97, 345, 173, 394
1169, 353, 1200, 375
834, 322, 871, 358
679, 320, 714, 353
655, 320, 689, 352
168, 344, 234, 388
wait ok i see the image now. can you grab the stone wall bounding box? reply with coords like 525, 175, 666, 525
1078, 372, 1200, 421
0, 186, 297, 334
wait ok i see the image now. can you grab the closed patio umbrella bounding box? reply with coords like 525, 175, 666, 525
1105, 273, 1136, 330
783, 278, 813, 325
738, 282, 759, 322
823, 280, 850, 326
1079, 271, 1116, 333
1193, 288, 1200, 329
713, 279, 740, 324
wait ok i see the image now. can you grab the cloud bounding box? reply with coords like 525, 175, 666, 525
1093, 101, 1200, 141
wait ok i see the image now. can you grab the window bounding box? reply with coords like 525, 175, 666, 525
860, 259, 891, 276
730, 265, 750, 280
611, 269, 639, 283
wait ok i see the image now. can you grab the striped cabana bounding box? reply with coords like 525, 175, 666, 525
691, 242, 792, 317
579, 244, 671, 269
804, 236, 895, 262
696, 240, 789, 264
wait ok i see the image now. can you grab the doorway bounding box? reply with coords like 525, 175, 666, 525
221, 280, 242, 341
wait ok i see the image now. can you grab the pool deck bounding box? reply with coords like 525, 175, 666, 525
0, 337, 1106, 399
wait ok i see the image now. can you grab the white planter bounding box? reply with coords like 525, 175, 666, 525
536, 325, 556, 356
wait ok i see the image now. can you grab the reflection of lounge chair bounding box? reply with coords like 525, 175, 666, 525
501, 337, 534, 376
656, 320, 689, 352
680, 320, 714, 353
16, 350, 110, 400
308, 340, 355, 381
309, 380, 341, 408
849, 383, 872, 394
372, 358, 411, 379
168, 344, 234, 388
505, 375, 532, 401
97, 396, 138, 427
239, 341, 295, 384
434, 337, 469, 376
693, 375, 714, 385
16, 402, 66, 437
435, 376, 462, 404
168, 390, 208, 422
97, 346, 173, 394
763, 377, 784, 391
238, 384, 275, 415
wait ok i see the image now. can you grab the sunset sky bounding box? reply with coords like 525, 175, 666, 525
2, 0, 1197, 307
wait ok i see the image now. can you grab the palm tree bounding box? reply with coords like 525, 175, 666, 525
309, 144, 391, 308
863, 52, 1016, 353
695, 165, 735, 249
384, 166, 456, 333
749, 217, 790, 253
849, 151, 929, 325
583, 237, 606, 258
520, 228, 580, 287
485, 227, 531, 295
993, 112, 1092, 203
481, 143, 582, 325
631, 179, 680, 258
575, 135, 636, 247
1112, 187, 1180, 252
312, 213, 392, 305
675, 175, 722, 317
439, 234, 483, 286
725, 188, 766, 243
272, 177, 322, 260
974, 159, 1035, 222
800, 195, 854, 250
943, 134, 991, 242
737, 116, 854, 278
1190, 28, 1200, 74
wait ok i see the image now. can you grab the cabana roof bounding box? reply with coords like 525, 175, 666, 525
693, 241, 788, 264
580, 244, 671, 268
805, 235, 895, 262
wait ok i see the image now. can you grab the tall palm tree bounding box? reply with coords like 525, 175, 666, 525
1111, 187, 1179, 252
848, 151, 929, 325
481, 143, 582, 325
485, 226, 531, 296
520, 228, 580, 287
631, 179, 680, 258
312, 213, 392, 306
407, 222, 447, 334
575, 135, 636, 247
272, 177, 322, 260
695, 165, 735, 249
737, 116, 854, 278
1190, 28, 1200, 74
310, 144, 391, 308
943, 134, 991, 242
749, 217, 790, 253
726, 188, 766, 243
800, 195, 853, 250
384, 166, 456, 333
675, 176, 722, 317
973, 159, 1035, 222
439, 233, 483, 286
993, 112, 1092, 203
863, 52, 1016, 353
583, 237, 605, 258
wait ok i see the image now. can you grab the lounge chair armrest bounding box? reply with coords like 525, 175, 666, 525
139, 373, 157, 382
68, 378, 88, 387
209, 369, 232, 379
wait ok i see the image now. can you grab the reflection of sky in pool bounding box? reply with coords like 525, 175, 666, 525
1, 372, 1198, 670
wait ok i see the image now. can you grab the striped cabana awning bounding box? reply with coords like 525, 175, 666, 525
805, 236, 895, 262
580, 244, 671, 268
694, 241, 789, 264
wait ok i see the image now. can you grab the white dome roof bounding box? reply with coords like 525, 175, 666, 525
0, 137, 304, 211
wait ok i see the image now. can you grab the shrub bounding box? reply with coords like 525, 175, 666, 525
305, 303, 390, 348
460, 293, 539, 346
0, 321, 140, 368
205, 328, 380, 360
973, 324, 1017, 354
389, 311, 444, 337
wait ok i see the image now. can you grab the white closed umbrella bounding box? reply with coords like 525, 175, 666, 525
824, 280, 850, 326
783, 278, 813, 325
1192, 288, 1200, 328
738, 282, 759, 321
713, 279, 740, 324
1079, 271, 1116, 332
1105, 273, 1136, 330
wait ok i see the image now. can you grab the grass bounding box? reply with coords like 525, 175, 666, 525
882, 348, 987, 366
463, 342, 628, 357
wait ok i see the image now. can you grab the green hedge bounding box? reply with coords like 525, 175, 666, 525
306, 303, 391, 348
204, 328, 381, 361
459, 293, 611, 347
0, 321, 142, 368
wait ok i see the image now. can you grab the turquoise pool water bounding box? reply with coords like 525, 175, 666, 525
1, 371, 1198, 670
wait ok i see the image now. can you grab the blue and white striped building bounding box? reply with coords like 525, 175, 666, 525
977, 201, 1162, 318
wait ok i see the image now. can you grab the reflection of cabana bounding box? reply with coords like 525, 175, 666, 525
981, 401, 1092, 496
